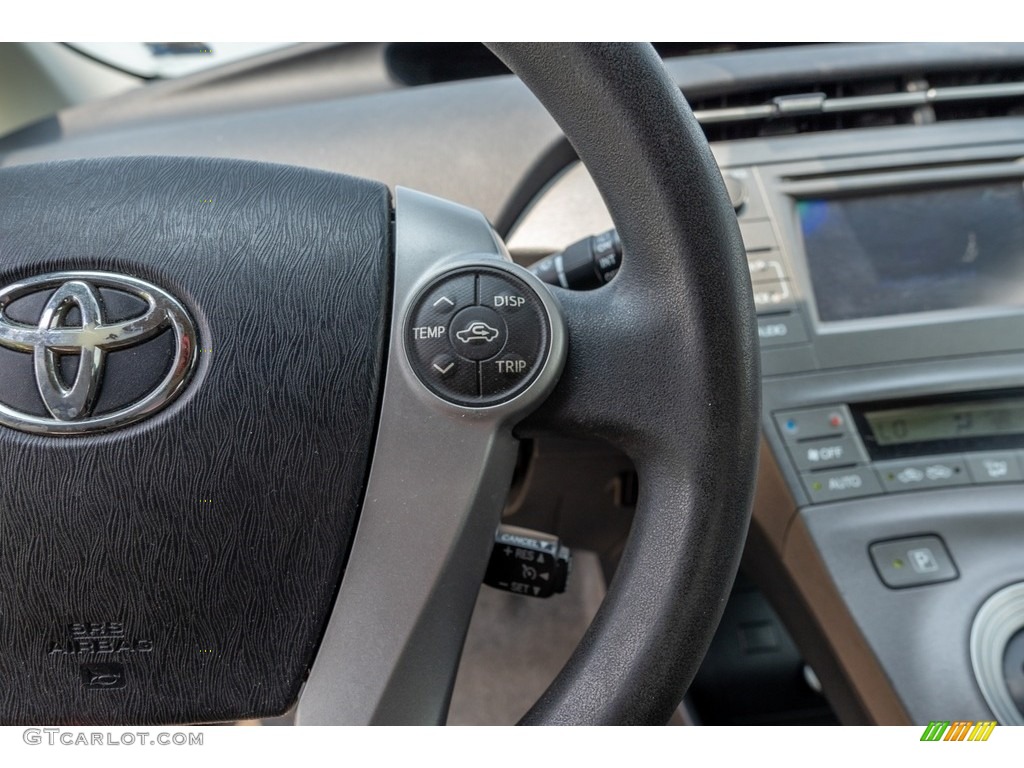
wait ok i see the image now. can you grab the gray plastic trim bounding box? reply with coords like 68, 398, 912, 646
693, 104, 776, 124
294, 188, 565, 725
800, 486, 1024, 723
971, 582, 1024, 725
761, 355, 1024, 723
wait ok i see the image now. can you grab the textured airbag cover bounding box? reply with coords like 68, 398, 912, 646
0, 157, 390, 723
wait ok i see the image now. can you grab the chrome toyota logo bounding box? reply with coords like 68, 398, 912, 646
0, 271, 197, 435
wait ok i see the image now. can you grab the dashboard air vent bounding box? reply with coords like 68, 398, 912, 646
690, 67, 1024, 142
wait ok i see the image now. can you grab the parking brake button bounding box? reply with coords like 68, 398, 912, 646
869, 536, 958, 588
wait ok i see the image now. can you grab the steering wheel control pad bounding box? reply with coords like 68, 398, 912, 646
406, 266, 551, 406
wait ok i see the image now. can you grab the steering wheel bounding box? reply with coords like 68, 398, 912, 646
0, 43, 758, 725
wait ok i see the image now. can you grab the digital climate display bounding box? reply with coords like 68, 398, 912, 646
864, 397, 1024, 446
798, 181, 1024, 322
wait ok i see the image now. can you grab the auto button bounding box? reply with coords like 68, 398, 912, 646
801, 467, 882, 503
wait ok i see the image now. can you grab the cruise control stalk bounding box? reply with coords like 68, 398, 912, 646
484, 525, 571, 598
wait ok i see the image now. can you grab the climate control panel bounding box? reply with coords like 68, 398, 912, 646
775, 402, 1024, 505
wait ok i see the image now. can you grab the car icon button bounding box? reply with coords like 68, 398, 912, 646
449, 306, 507, 361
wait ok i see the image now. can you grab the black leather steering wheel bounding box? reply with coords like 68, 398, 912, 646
0, 43, 758, 725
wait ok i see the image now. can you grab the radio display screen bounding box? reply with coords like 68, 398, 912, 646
864, 396, 1024, 446
798, 181, 1024, 322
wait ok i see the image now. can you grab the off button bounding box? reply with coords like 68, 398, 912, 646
790, 434, 867, 471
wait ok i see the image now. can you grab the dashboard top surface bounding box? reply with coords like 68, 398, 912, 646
3, 42, 1024, 233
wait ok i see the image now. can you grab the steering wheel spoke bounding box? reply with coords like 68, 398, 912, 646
296, 188, 567, 724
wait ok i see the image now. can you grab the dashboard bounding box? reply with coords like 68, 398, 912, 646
3, 41, 1024, 726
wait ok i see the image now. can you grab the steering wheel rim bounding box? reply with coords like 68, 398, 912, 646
0, 43, 758, 726
488, 43, 760, 724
